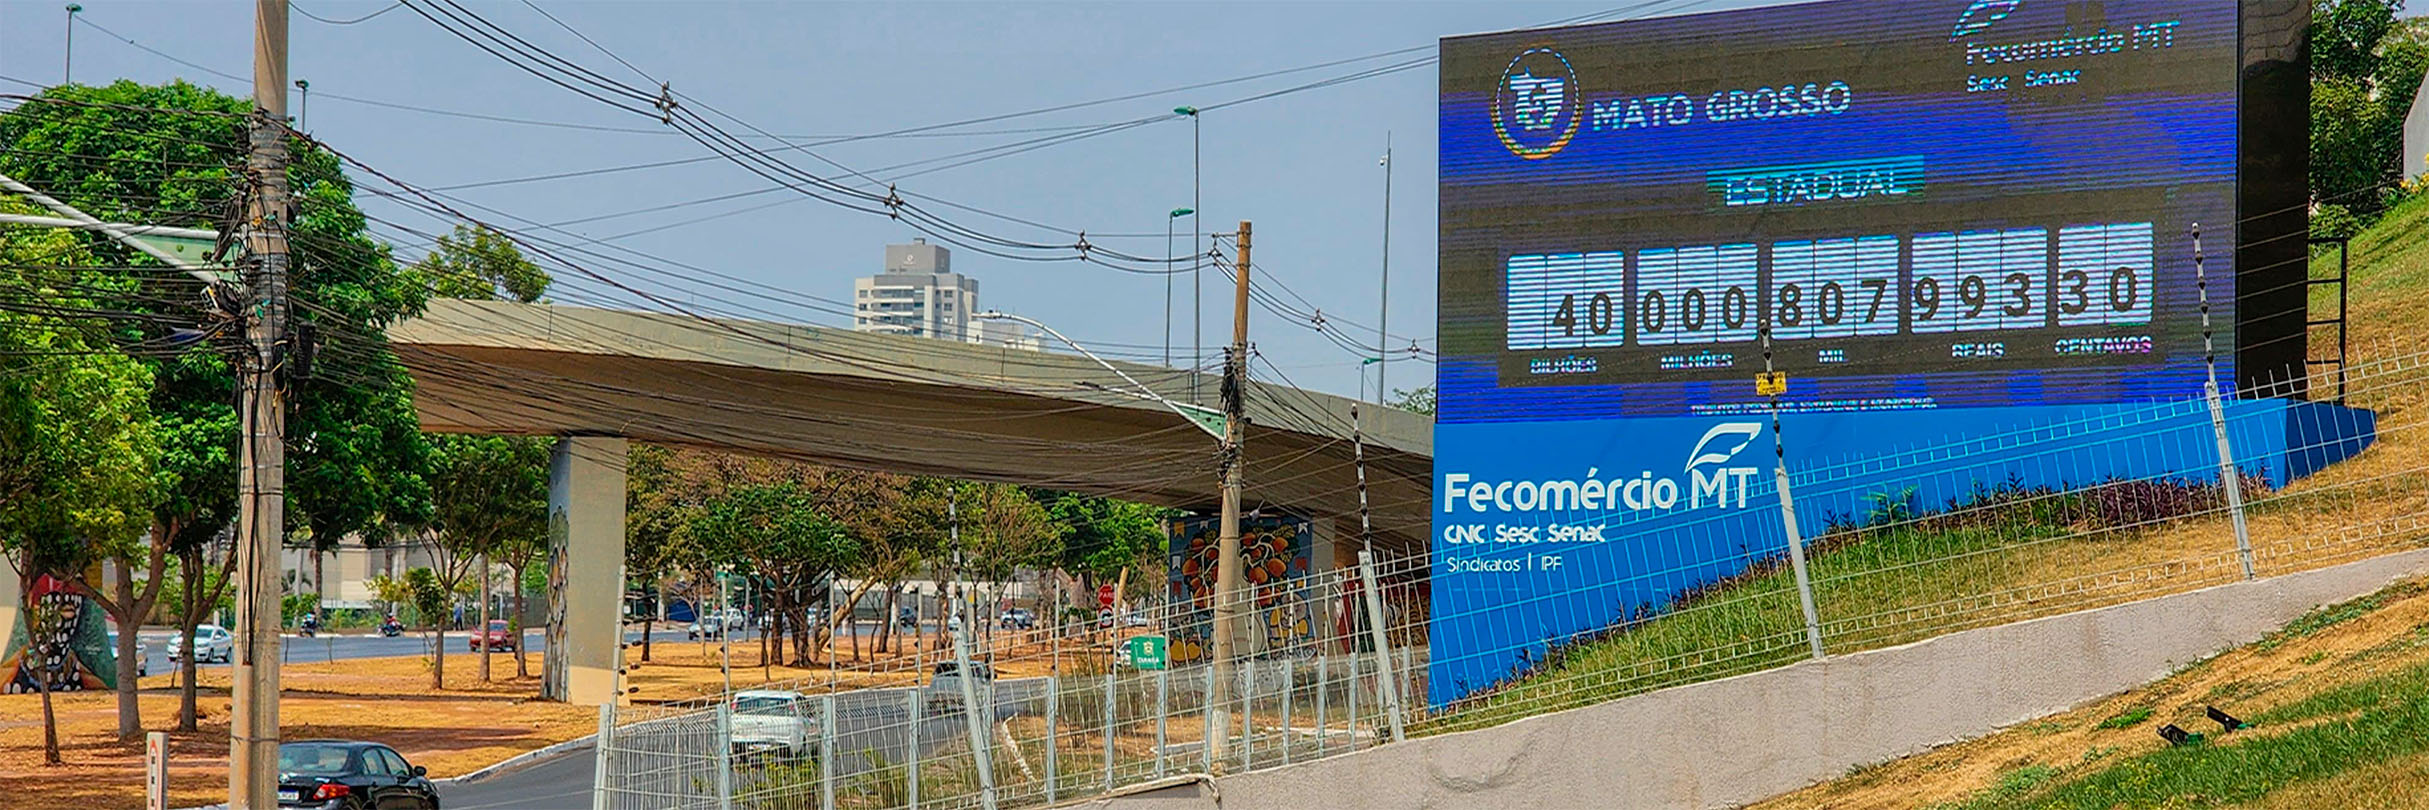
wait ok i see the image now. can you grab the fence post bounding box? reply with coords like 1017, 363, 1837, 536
1346, 651, 1359, 751
906, 689, 922, 810
1155, 666, 1169, 779
714, 702, 734, 810
819, 693, 837, 810
1315, 652, 1328, 758
1202, 665, 1215, 772
1356, 550, 1406, 744
591, 703, 615, 810
1760, 325, 1829, 660
1046, 675, 1059, 804
1280, 659, 1294, 766
947, 596, 997, 810
1239, 664, 1254, 769
1103, 670, 1117, 792
2193, 223, 2257, 579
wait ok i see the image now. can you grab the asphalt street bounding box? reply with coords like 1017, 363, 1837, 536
126, 628, 671, 672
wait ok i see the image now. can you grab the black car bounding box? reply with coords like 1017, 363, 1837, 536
276, 740, 440, 809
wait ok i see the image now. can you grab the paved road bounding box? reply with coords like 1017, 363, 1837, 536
442, 677, 1052, 809
127, 629, 668, 672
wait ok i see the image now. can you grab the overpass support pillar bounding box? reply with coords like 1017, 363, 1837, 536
544, 436, 628, 705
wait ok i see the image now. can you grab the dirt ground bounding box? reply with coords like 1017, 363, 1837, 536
0, 652, 588, 810
0, 628, 1106, 809
1752, 577, 2429, 809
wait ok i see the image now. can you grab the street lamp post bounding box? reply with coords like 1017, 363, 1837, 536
1176, 106, 1201, 403
1166, 207, 1194, 370
1377, 138, 1393, 404
294, 79, 310, 131
64, 4, 82, 85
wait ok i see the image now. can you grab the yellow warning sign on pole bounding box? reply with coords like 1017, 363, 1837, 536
1756, 372, 1788, 397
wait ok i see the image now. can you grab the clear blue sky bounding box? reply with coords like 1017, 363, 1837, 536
0, 0, 2134, 399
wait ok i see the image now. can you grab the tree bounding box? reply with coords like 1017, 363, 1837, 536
0, 220, 159, 760
1390, 385, 1436, 416
0, 80, 434, 727
2308, 1, 2429, 218
0, 203, 164, 742
415, 224, 551, 303
422, 435, 548, 689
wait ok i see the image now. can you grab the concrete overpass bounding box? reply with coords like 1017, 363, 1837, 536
387, 299, 1432, 704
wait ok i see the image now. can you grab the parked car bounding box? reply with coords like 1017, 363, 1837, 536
168, 624, 233, 664
925, 660, 997, 712
469, 619, 518, 652
107, 630, 148, 676
729, 690, 821, 760
897, 607, 918, 629
689, 608, 746, 640
275, 739, 439, 809
997, 608, 1035, 630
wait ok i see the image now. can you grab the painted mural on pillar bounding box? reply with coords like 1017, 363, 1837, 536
1166, 515, 1315, 665
3, 575, 115, 693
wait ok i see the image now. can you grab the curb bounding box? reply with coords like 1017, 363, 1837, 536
441, 733, 597, 786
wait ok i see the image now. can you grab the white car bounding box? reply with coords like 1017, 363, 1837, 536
728, 690, 819, 759
167, 624, 233, 664
925, 661, 996, 713
688, 608, 747, 640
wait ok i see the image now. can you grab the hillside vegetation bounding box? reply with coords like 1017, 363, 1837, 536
1754, 576, 2429, 809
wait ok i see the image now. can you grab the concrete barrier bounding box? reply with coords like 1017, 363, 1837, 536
1088, 548, 2429, 810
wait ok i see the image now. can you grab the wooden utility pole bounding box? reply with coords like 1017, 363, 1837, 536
230, 1, 289, 806
1208, 221, 1251, 765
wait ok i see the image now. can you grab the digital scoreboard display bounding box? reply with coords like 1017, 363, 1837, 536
1439, 0, 2307, 420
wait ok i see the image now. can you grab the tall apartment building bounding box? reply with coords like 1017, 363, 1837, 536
853, 238, 1038, 349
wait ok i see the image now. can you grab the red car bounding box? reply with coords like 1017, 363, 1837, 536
468, 619, 518, 652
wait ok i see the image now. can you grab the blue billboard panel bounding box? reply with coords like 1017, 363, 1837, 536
1427, 400, 2374, 705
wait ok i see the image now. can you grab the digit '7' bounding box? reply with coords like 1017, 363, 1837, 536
1860, 278, 1889, 322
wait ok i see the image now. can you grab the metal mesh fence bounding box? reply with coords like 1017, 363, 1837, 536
599, 341, 2429, 809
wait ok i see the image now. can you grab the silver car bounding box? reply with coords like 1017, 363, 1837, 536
168, 624, 233, 664
925, 660, 996, 713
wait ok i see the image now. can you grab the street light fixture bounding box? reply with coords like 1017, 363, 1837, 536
974, 311, 1221, 441
1166, 207, 1195, 370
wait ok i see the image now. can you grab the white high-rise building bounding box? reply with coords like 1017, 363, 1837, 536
853, 238, 974, 340
853, 239, 1038, 349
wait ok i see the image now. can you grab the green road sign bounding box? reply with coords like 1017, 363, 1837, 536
1123, 635, 1167, 670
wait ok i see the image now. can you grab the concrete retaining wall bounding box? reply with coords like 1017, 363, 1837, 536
1091, 548, 2429, 810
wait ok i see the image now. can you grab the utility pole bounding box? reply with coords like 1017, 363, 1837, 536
230, 2, 289, 807
1208, 220, 1250, 766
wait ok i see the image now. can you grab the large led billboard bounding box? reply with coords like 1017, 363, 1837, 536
1427, 1, 2312, 704
1439, 0, 2307, 421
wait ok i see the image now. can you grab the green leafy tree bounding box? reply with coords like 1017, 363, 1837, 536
422, 435, 549, 688
2309, 1, 2429, 218
0, 203, 164, 743
0, 221, 159, 761
415, 224, 551, 303
0, 80, 435, 727
1391, 385, 1436, 416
